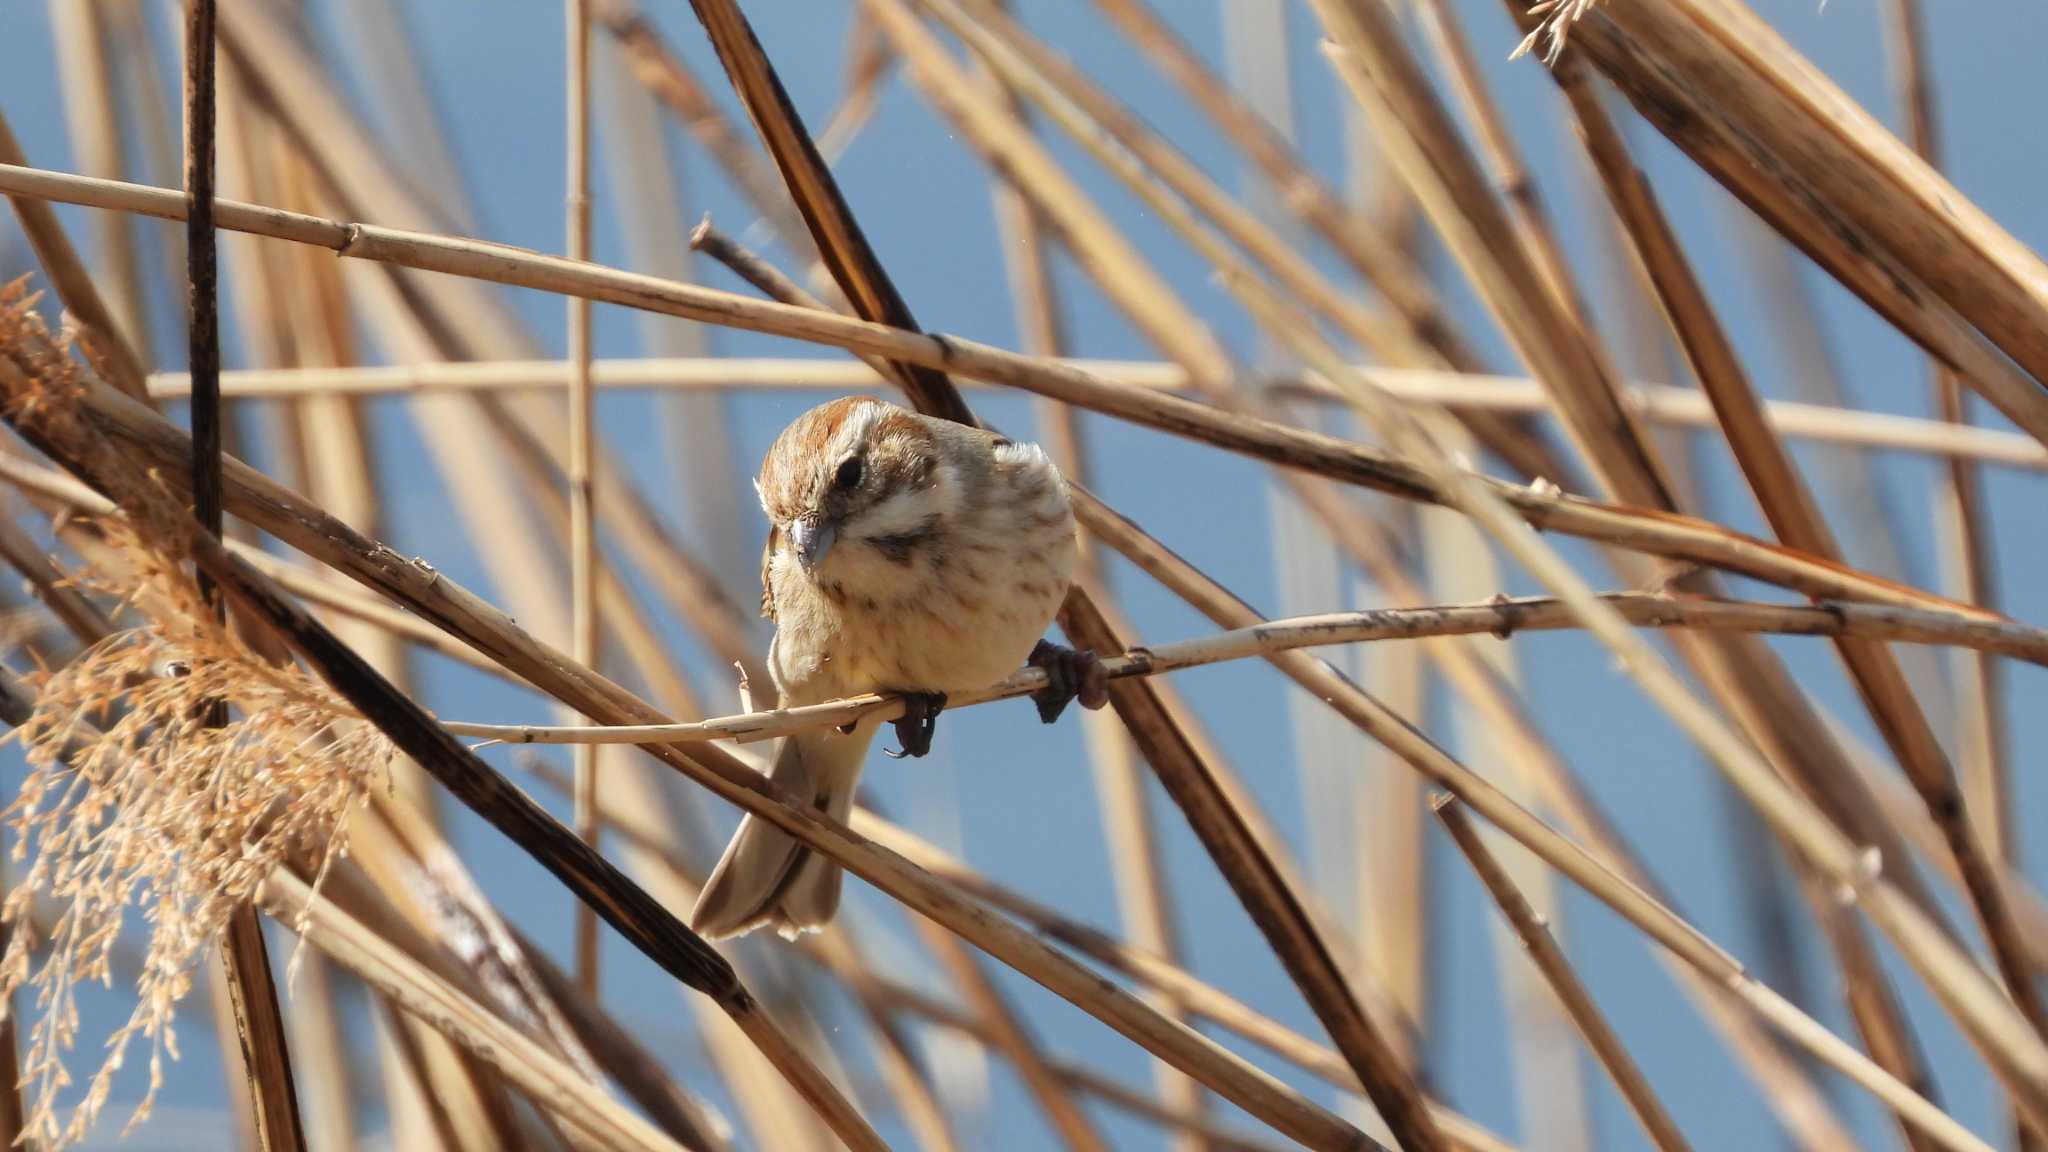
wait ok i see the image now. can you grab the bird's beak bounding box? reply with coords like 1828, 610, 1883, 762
790, 516, 837, 575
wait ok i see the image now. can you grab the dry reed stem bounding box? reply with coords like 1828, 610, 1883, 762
1433, 797, 1693, 1152
182, 4, 307, 1145
439, 593, 2048, 745
142, 358, 2048, 472
563, 0, 601, 1005
0, 160, 2010, 617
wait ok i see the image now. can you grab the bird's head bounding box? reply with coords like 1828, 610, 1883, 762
756, 397, 962, 577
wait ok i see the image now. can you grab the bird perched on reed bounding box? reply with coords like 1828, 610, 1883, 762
691, 396, 1109, 939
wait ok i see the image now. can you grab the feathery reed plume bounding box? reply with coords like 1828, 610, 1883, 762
1512, 0, 1601, 65
0, 282, 394, 1146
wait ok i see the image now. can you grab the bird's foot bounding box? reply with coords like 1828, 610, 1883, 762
884, 691, 947, 759
1028, 640, 1110, 724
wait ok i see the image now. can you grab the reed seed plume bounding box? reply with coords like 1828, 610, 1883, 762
1512, 0, 1601, 63
0, 281, 396, 1146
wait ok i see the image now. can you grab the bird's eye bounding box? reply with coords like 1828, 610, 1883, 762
833, 456, 864, 490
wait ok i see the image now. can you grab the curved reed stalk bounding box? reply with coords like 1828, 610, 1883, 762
134, 358, 2048, 471
436, 594, 2048, 745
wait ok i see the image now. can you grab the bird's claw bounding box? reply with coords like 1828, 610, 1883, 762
1028, 640, 1110, 724
885, 691, 947, 758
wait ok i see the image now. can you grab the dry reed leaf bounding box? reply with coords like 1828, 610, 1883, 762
0, 282, 395, 1147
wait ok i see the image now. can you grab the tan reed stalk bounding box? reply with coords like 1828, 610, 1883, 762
1311, 2, 2048, 1125
139, 357, 2048, 471
1434, 798, 1694, 1152
183, 3, 308, 1145
1541, 0, 2048, 450
1543, 48, 1980, 1140
564, 0, 602, 1004
967, 8, 1207, 1139
1882, 0, 2013, 875
682, 1, 1441, 1144
437, 593, 2048, 745
0, 513, 114, 643
278, 934, 355, 1152
3, 161, 2020, 615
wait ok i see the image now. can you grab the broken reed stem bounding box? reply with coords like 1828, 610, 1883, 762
1433, 797, 1694, 1152
440, 593, 2048, 746
0, 159, 2006, 618
564, 0, 601, 1006
185, 1, 307, 1146
139, 357, 2048, 471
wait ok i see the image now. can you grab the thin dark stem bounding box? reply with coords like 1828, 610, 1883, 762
186, 4, 306, 1147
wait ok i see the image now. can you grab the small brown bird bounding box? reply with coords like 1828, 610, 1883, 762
690, 397, 1108, 940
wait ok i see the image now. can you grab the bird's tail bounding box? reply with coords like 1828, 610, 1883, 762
689, 717, 876, 940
